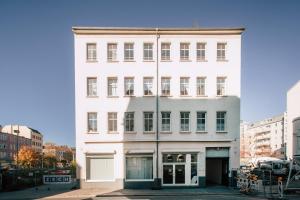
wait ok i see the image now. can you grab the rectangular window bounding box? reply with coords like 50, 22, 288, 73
144, 77, 153, 96
180, 112, 190, 132
197, 43, 206, 61
108, 78, 118, 97
124, 112, 134, 132
124, 77, 134, 96
87, 78, 97, 97
107, 43, 117, 61
108, 112, 118, 133
87, 43, 97, 61
144, 112, 154, 132
217, 43, 227, 61
126, 156, 153, 180
161, 43, 170, 61
87, 112, 97, 133
143, 43, 153, 61
216, 111, 226, 131
161, 112, 171, 132
86, 155, 114, 180
196, 77, 206, 96
180, 43, 190, 61
217, 77, 226, 96
197, 112, 206, 132
180, 77, 189, 96
124, 43, 134, 61
161, 77, 170, 96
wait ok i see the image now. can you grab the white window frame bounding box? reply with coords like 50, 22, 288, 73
86, 43, 97, 61
144, 112, 154, 132
180, 43, 190, 61
180, 77, 190, 96
108, 112, 118, 133
87, 112, 97, 133
124, 112, 135, 132
197, 42, 206, 61
216, 111, 227, 132
143, 77, 154, 96
124, 43, 134, 61
196, 111, 207, 132
87, 77, 97, 97
124, 77, 134, 96
217, 77, 226, 96
161, 43, 171, 61
196, 77, 206, 96
161, 111, 171, 132
217, 42, 227, 61
108, 77, 118, 97
125, 155, 154, 181
143, 43, 153, 61
107, 43, 117, 61
161, 77, 171, 96
180, 112, 190, 132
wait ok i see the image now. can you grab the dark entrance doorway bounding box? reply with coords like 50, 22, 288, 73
206, 157, 229, 186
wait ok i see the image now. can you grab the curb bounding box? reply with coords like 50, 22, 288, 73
96, 192, 242, 197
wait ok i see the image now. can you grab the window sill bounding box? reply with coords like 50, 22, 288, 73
160, 60, 172, 62
143, 131, 155, 134
107, 60, 119, 63
143, 95, 155, 97
196, 95, 208, 98
86, 60, 98, 63
197, 59, 208, 62
180, 59, 192, 62
217, 59, 228, 62
108, 132, 119, 134
125, 179, 154, 182
86, 96, 99, 98
216, 131, 228, 134
180, 131, 191, 134
216, 95, 227, 97
160, 131, 172, 134
124, 95, 136, 97
86, 179, 115, 182
160, 95, 172, 97
143, 60, 155, 62
196, 131, 208, 134
124, 131, 137, 134
107, 96, 119, 98
124, 60, 136, 62
86, 132, 99, 134
180, 95, 192, 97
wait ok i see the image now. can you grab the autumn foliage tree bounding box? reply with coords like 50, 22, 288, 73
14, 146, 40, 168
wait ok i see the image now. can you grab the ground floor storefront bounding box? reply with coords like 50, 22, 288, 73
78, 142, 239, 189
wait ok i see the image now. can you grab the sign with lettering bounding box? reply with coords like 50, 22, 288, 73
43, 175, 72, 184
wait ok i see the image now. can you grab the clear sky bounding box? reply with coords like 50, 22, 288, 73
0, 0, 300, 147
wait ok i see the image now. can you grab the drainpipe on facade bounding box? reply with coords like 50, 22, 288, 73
153, 28, 162, 189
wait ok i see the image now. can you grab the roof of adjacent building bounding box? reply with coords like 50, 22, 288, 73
72, 26, 245, 35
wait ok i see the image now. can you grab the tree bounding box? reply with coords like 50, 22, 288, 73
43, 155, 57, 169
14, 146, 40, 168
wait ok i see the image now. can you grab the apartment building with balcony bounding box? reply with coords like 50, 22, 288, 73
240, 114, 287, 164
74, 27, 244, 189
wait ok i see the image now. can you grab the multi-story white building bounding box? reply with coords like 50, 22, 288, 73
287, 80, 300, 159
74, 27, 244, 189
240, 114, 287, 164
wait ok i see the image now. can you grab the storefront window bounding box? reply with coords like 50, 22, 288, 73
126, 156, 153, 180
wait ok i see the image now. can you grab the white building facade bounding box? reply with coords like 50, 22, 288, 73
74, 27, 244, 189
287, 81, 300, 159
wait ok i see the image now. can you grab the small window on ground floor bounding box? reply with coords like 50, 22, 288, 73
86, 155, 114, 181
126, 155, 153, 180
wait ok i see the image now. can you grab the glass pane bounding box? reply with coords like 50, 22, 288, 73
126, 157, 153, 179
191, 163, 198, 184
163, 165, 173, 184
175, 165, 185, 184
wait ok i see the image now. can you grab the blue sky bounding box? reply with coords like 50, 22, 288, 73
0, 0, 299, 146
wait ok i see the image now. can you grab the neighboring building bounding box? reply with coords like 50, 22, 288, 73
0, 130, 31, 165
240, 114, 287, 164
74, 27, 244, 189
287, 80, 300, 159
43, 142, 74, 164
1, 125, 43, 152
